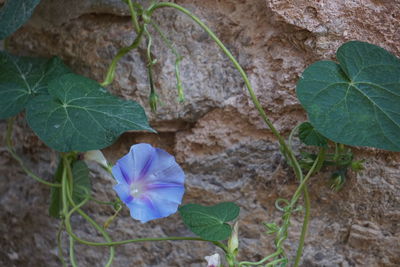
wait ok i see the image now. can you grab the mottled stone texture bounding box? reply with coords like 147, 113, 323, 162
1, 0, 399, 266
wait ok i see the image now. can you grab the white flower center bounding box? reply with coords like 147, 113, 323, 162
130, 182, 144, 198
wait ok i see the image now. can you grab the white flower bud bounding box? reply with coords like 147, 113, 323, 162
84, 150, 108, 168
228, 221, 239, 256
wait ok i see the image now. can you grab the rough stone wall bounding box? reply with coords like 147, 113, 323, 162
1, 0, 399, 266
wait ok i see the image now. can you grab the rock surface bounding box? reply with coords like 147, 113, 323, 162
1, 0, 400, 266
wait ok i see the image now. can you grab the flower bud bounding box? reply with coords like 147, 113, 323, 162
351, 160, 365, 172
149, 91, 160, 112
228, 222, 239, 257
83, 150, 108, 168
330, 171, 346, 192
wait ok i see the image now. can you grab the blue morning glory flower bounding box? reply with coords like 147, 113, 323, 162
112, 143, 185, 223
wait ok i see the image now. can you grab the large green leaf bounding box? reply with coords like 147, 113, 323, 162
0, 52, 71, 118
298, 122, 328, 147
0, 0, 41, 39
71, 160, 91, 204
179, 202, 240, 241
296, 41, 400, 151
26, 73, 154, 152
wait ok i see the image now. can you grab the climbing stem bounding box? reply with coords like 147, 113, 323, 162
69, 236, 78, 267
5, 118, 61, 187
292, 148, 325, 266
291, 148, 325, 205
63, 192, 227, 252
127, 0, 140, 33
288, 123, 302, 150
89, 197, 116, 206
63, 158, 115, 267
238, 250, 283, 266
101, 26, 144, 86
65, 211, 227, 252
295, 186, 311, 267
150, 21, 184, 101
61, 159, 70, 222
62, 157, 228, 256
144, 25, 157, 101
147, 2, 303, 183
147, 4, 313, 265
144, 24, 161, 111
266, 148, 324, 265
103, 204, 122, 229
57, 222, 67, 267
265, 258, 287, 266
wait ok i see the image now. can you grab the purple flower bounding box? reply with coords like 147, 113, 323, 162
112, 143, 185, 223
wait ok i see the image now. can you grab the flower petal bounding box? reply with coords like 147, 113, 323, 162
113, 153, 135, 184
111, 164, 130, 185
127, 191, 182, 223
130, 143, 156, 180
146, 185, 185, 206
144, 163, 185, 185
205, 253, 221, 267
113, 183, 133, 204
145, 187, 184, 217
127, 196, 161, 223
133, 145, 180, 181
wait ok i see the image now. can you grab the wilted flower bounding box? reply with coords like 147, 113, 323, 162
205, 253, 220, 267
112, 143, 185, 223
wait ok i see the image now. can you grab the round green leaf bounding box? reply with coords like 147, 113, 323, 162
26, 73, 154, 152
0, 0, 41, 39
179, 202, 240, 241
0, 82, 30, 118
297, 41, 400, 151
0, 52, 71, 118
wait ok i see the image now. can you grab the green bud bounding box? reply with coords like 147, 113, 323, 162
330, 171, 346, 192
143, 13, 151, 24
149, 91, 160, 112
351, 159, 365, 172
263, 222, 279, 235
